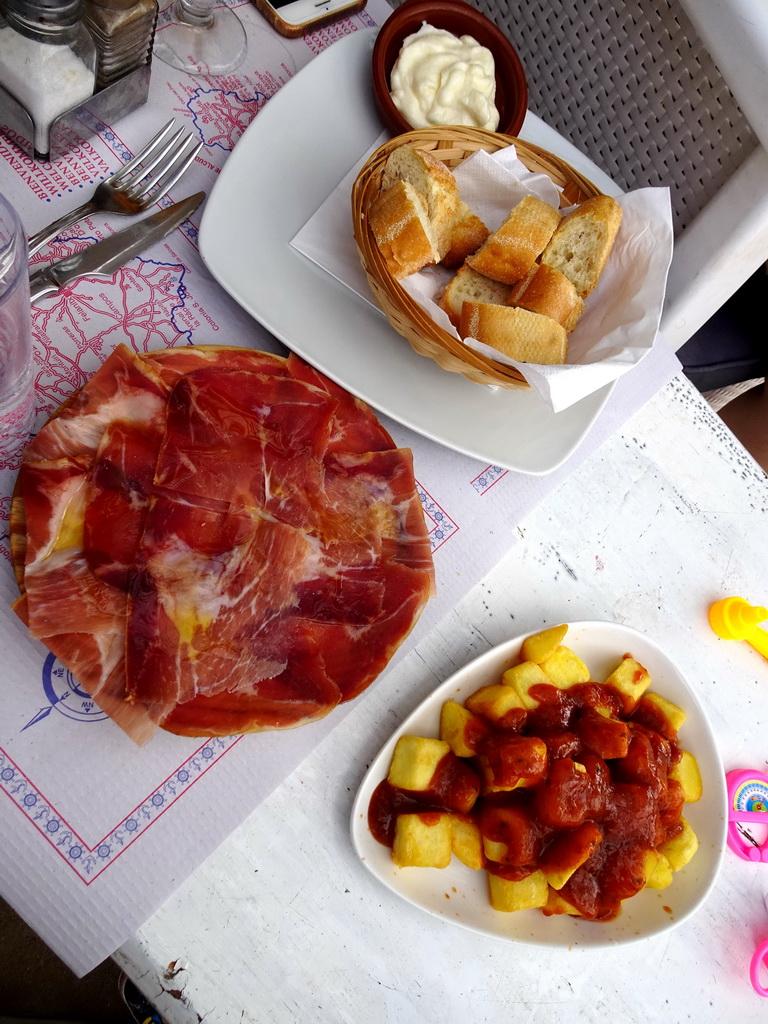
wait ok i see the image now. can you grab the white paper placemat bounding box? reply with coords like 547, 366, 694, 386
0, 1, 682, 975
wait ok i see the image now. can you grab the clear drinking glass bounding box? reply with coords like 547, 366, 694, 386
0, 192, 35, 449
153, 0, 246, 77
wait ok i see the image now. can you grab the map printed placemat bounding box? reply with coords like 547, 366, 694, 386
0, 0, 682, 975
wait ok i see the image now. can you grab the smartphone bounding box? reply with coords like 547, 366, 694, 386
252, 0, 367, 38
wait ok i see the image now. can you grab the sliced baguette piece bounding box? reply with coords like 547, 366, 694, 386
459, 302, 568, 364
369, 179, 442, 279
381, 144, 460, 256
466, 196, 562, 285
507, 263, 584, 332
540, 195, 622, 298
439, 263, 510, 327
441, 200, 490, 268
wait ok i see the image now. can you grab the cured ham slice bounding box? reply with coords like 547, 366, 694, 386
20, 549, 135, 726
23, 549, 126, 640
13, 344, 435, 743
162, 561, 431, 735
16, 456, 90, 566
13, 595, 157, 744
286, 353, 396, 455
155, 369, 336, 527
294, 569, 386, 624
16, 454, 128, 660
85, 669, 157, 746
23, 344, 169, 464
146, 345, 291, 385
126, 496, 324, 719
161, 664, 341, 734
83, 420, 163, 589
320, 449, 436, 582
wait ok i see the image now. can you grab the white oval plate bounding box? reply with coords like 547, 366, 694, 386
350, 620, 726, 948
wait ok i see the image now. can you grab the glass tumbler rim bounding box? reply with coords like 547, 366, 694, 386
0, 191, 28, 302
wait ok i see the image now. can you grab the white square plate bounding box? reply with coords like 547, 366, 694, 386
350, 620, 726, 948
198, 29, 615, 475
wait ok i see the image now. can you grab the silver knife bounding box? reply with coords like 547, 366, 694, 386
29, 192, 205, 302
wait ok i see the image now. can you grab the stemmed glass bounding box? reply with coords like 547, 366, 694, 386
154, 0, 247, 77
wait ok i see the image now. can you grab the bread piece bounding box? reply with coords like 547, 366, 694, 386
459, 302, 568, 364
369, 179, 442, 279
439, 263, 510, 327
441, 200, 490, 268
540, 195, 622, 298
507, 263, 584, 332
466, 196, 562, 285
381, 144, 460, 256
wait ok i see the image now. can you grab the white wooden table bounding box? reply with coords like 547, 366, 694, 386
114, 374, 768, 1023
12, 0, 752, 1012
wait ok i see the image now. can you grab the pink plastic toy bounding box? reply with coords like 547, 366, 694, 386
726, 769, 768, 996
726, 768, 768, 863
751, 940, 768, 998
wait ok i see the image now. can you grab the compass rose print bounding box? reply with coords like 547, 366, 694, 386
22, 653, 109, 731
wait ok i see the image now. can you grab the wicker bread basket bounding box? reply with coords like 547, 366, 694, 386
351, 127, 605, 390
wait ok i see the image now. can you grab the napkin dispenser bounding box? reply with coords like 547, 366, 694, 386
0, 61, 150, 162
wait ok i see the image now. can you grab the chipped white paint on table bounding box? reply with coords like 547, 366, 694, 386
114, 377, 768, 1023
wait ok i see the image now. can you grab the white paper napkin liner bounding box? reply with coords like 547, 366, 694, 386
291, 141, 673, 413
292, 132, 387, 302
451, 147, 563, 225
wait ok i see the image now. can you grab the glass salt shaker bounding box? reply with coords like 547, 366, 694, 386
0, 0, 96, 158
83, 0, 158, 91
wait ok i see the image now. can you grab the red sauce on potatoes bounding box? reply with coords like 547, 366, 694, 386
368, 679, 683, 921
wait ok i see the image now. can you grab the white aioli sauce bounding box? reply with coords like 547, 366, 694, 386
389, 22, 500, 131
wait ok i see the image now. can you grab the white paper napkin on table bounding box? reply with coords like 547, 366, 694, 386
291, 144, 674, 413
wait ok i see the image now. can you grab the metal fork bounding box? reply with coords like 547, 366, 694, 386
27, 119, 203, 258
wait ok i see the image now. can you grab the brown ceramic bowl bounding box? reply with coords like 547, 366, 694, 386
371, 0, 528, 138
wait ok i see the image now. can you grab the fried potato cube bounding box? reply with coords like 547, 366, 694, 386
388, 735, 450, 791
659, 778, 685, 828
616, 730, 665, 788
480, 781, 517, 798
479, 801, 541, 866
540, 645, 591, 688
533, 758, 590, 829
387, 740, 480, 813
450, 816, 484, 870
464, 683, 527, 724
488, 870, 549, 912
501, 660, 551, 709
520, 624, 569, 664
440, 700, 486, 757
544, 889, 583, 916
483, 837, 510, 862
392, 813, 452, 868
478, 735, 548, 792
643, 849, 674, 889
539, 821, 603, 890
669, 750, 703, 802
604, 655, 651, 712
658, 817, 699, 871
578, 707, 631, 759
641, 691, 687, 738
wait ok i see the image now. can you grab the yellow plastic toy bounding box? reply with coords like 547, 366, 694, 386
709, 597, 768, 661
